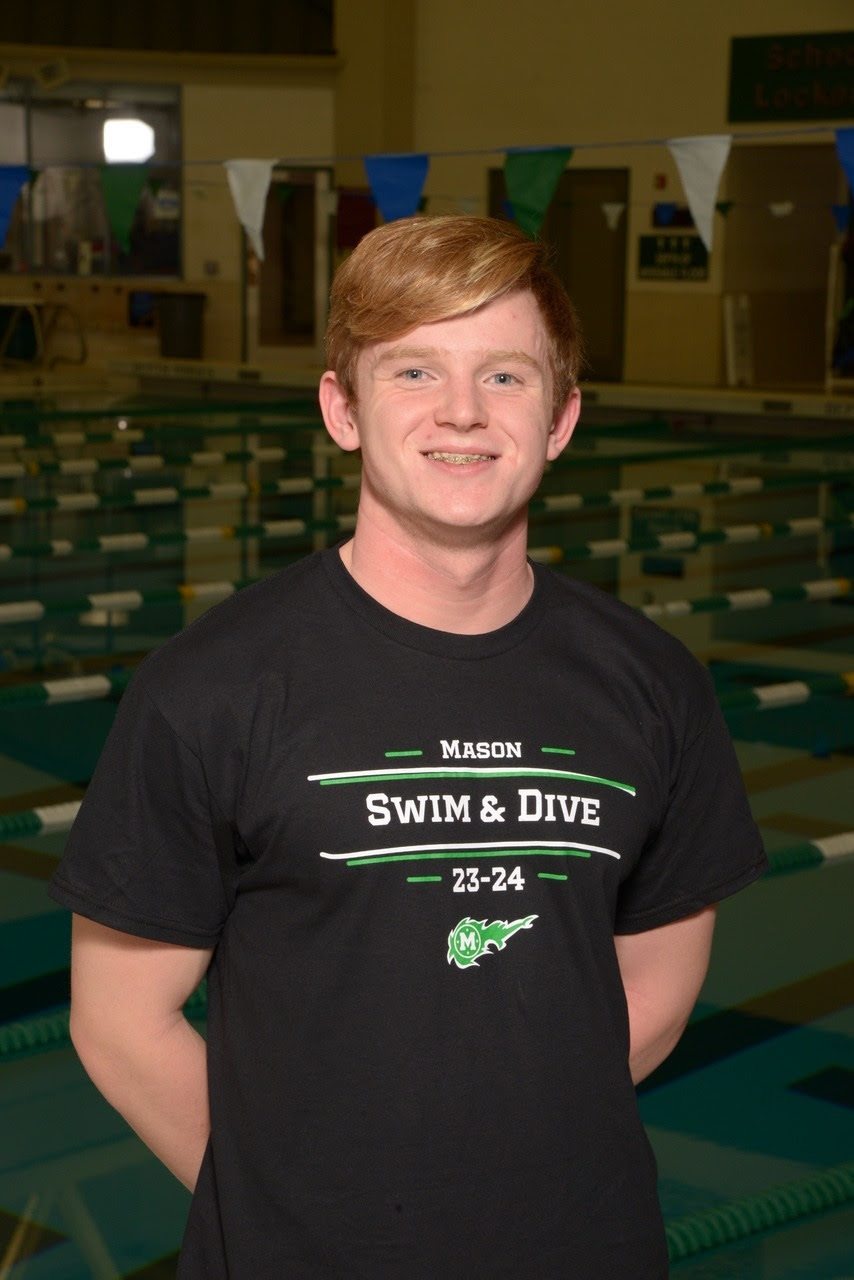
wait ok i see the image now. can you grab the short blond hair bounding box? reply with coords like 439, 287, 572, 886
325, 216, 584, 415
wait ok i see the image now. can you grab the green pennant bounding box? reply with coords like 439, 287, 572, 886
504, 147, 573, 238
98, 163, 149, 252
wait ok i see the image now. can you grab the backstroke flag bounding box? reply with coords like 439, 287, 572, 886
98, 164, 150, 253
667, 134, 731, 253
504, 147, 573, 238
0, 166, 29, 246
363, 153, 429, 223
835, 128, 854, 195
224, 160, 275, 261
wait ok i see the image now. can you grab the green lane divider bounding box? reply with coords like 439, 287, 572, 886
10, 503, 843, 567
0, 800, 82, 839
0, 442, 315, 482
0, 420, 323, 451
529, 513, 854, 566
0, 489, 359, 560
531, 467, 854, 517
2, 669, 853, 714
2, 462, 849, 524
765, 830, 854, 874
666, 1160, 854, 1263
0, 415, 669, 453
641, 576, 852, 620
718, 672, 854, 712
0, 571, 848, 630
0, 399, 322, 424
0, 469, 353, 518
0, 670, 134, 706
0, 427, 147, 450
548, 431, 854, 471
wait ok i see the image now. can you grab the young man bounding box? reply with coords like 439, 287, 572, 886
50, 216, 766, 1277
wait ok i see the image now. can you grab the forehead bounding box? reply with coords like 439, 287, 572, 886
360, 290, 551, 374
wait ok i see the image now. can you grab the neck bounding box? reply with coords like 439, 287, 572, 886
339, 511, 534, 634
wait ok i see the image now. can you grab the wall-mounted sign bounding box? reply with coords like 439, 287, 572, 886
638, 234, 708, 281
729, 32, 854, 122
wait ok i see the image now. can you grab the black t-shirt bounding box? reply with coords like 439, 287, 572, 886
49, 550, 766, 1278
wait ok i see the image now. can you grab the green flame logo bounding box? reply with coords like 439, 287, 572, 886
447, 915, 537, 969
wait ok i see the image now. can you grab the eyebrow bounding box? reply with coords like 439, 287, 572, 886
372, 345, 545, 373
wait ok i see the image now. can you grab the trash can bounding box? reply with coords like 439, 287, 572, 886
157, 291, 206, 358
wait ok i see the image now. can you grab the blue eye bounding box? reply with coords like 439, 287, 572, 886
492, 372, 517, 385
400, 369, 425, 380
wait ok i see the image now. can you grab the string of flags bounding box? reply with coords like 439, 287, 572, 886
1, 128, 853, 261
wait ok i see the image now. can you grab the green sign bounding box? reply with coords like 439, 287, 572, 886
638, 235, 708, 282
729, 32, 854, 122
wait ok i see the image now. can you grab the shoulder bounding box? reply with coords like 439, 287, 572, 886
536, 566, 718, 728
131, 549, 339, 719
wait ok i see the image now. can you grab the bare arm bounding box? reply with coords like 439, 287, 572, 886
614, 905, 716, 1085
69, 914, 213, 1191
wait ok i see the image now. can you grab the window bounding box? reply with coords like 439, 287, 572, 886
0, 80, 181, 277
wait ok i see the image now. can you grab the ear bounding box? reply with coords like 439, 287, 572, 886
546, 386, 581, 462
319, 371, 361, 453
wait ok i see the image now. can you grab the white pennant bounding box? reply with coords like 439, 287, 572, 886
224, 159, 276, 261
769, 201, 795, 218
601, 202, 626, 232
667, 134, 731, 254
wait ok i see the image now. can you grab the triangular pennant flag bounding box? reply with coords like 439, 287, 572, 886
98, 164, 149, 253
715, 200, 734, 217
654, 202, 677, 226
831, 203, 851, 234
0, 165, 29, 246
835, 127, 854, 194
503, 147, 573, 238
224, 160, 275, 260
601, 202, 625, 232
769, 201, 794, 218
667, 134, 731, 253
363, 153, 429, 223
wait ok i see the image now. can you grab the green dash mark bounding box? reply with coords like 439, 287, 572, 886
538, 872, 568, 881
541, 746, 576, 756
407, 875, 442, 883
385, 750, 423, 758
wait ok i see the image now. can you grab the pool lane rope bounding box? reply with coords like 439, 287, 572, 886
3, 505, 850, 567
0, 443, 311, 482
0, 571, 847, 627
530, 468, 854, 517
3, 466, 850, 523
528, 513, 854, 566
665, 1160, 854, 1263
640, 576, 852, 619
2, 668, 853, 713
0, 417, 324, 451
0, 465, 350, 518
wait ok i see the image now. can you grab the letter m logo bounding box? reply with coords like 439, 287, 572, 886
457, 928, 478, 953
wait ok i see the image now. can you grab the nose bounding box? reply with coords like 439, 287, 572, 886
433, 374, 487, 431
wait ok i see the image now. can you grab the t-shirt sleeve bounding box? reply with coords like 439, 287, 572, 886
614, 693, 767, 934
48, 671, 236, 947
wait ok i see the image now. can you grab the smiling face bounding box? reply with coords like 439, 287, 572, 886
320, 290, 580, 555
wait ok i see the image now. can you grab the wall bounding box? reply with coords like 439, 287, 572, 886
182, 80, 335, 361
0, 43, 337, 369
2, 5, 853, 386
404, 0, 854, 388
